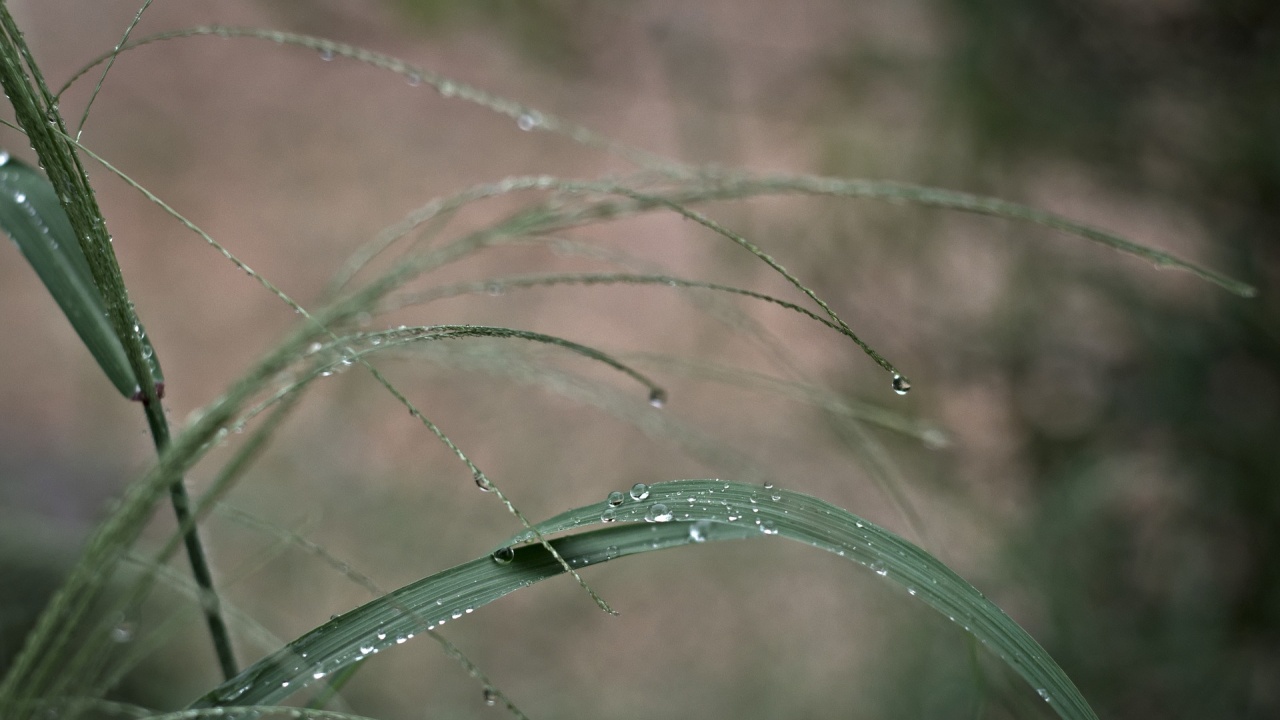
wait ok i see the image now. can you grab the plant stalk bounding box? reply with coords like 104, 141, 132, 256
0, 2, 237, 685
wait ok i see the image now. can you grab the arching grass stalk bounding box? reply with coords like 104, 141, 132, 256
187, 480, 1097, 720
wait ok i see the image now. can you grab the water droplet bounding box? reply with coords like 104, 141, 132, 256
600, 507, 617, 522
360, 644, 375, 655
110, 620, 134, 643
688, 520, 712, 543
474, 471, 492, 491
0, 150, 10, 165
376, 629, 387, 640
606, 490, 625, 507
483, 687, 498, 706
891, 373, 911, 395
1036, 688, 1051, 703
645, 503, 672, 522
870, 561, 888, 576
491, 546, 515, 565
648, 388, 667, 408
516, 112, 540, 131
759, 520, 778, 535
603, 544, 619, 559
395, 636, 407, 644
406, 72, 421, 86
629, 483, 649, 501
14, 192, 25, 203
312, 671, 326, 680
485, 282, 504, 296
438, 80, 457, 97
319, 48, 335, 61
451, 609, 464, 619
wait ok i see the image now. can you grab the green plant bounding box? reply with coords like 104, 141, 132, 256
0, 4, 1256, 720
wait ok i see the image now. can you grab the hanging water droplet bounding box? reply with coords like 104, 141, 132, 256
645, 503, 672, 522
474, 471, 492, 491
606, 490, 625, 507
688, 520, 712, 543
891, 373, 911, 395
600, 507, 617, 522
483, 687, 498, 706
759, 520, 778, 535
630, 483, 649, 500
870, 561, 888, 576
319, 48, 335, 61
648, 388, 667, 408
491, 546, 515, 565
516, 112, 540, 131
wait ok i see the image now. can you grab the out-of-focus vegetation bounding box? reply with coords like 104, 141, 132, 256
0, 0, 1274, 718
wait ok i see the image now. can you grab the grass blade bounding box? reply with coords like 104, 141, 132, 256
0, 154, 148, 398
191, 480, 1096, 720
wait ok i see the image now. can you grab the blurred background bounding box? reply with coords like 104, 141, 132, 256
1, 0, 1276, 718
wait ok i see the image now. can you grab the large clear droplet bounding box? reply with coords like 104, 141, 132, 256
606, 490, 625, 507
645, 503, 672, 522
474, 471, 492, 492
629, 483, 649, 501
891, 373, 911, 395
491, 546, 515, 565
648, 388, 667, 408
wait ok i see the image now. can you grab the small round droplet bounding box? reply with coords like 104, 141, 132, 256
759, 520, 778, 535
891, 373, 911, 395
491, 546, 515, 565
110, 620, 134, 643
645, 503, 673, 522
319, 48, 335, 61
606, 490, 625, 507
629, 483, 650, 501
600, 507, 617, 523
474, 471, 492, 491
483, 687, 498, 706
516, 112, 540, 131
648, 388, 667, 408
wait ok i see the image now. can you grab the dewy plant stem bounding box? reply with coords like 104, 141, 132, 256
0, 3, 237, 684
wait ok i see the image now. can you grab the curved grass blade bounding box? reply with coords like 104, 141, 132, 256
0, 153, 162, 398
192, 480, 1096, 720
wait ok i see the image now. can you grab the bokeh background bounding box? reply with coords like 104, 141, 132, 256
1, 1, 1277, 718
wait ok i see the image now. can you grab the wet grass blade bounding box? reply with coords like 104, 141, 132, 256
191, 480, 1096, 720
0, 154, 158, 398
